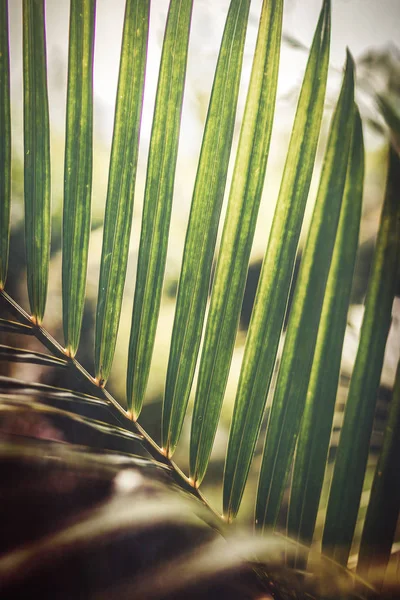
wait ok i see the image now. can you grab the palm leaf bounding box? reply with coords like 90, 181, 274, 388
357, 359, 400, 587
0, 318, 33, 335
189, 0, 283, 487
62, 0, 96, 357
288, 105, 364, 559
322, 144, 400, 566
23, 0, 51, 324
255, 50, 355, 531
223, 0, 331, 521
162, 0, 251, 457
126, 0, 193, 419
94, 0, 149, 386
1, 1, 398, 596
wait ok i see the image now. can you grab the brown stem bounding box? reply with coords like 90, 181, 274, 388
0, 289, 224, 526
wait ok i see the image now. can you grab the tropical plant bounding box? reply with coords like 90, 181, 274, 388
0, 0, 399, 598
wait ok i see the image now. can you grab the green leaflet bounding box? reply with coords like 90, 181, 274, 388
255, 51, 355, 532
0, 0, 11, 289
322, 145, 400, 566
23, 0, 51, 324
162, 0, 251, 457
62, 0, 96, 357
288, 106, 364, 561
223, 0, 331, 521
189, 0, 283, 486
126, 0, 193, 419
357, 359, 400, 587
94, 0, 149, 385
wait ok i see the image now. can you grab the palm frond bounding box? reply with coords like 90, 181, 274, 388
1, 0, 399, 597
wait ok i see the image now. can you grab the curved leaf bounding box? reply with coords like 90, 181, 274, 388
0, 397, 143, 451
94, 0, 149, 385
255, 50, 355, 531
162, 0, 251, 457
189, 0, 283, 486
223, 0, 331, 521
0, 318, 33, 335
127, 0, 193, 419
62, 0, 96, 356
288, 106, 364, 559
0, 344, 68, 368
322, 145, 400, 565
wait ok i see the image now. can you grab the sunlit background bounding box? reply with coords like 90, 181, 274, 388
4, 0, 400, 548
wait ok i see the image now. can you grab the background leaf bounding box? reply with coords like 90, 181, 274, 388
288, 106, 364, 559
357, 359, 400, 588
256, 50, 355, 532
189, 0, 283, 487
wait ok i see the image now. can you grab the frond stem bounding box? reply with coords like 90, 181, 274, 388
0, 289, 223, 526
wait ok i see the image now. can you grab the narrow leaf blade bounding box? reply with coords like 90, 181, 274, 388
94, 0, 149, 385
126, 0, 193, 418
223, 0, 331, 521
322, 145, 400, 565
189, 0, 283, 485
255, 51, 355, 531
357, 359, 400, 586
0, 344, 68, 368
62, 0, 96, 356
0, 0, 11, 289
23, 0, 51, 324
288, 106, 364, 557
0, 318, 33, 335
162, 0, 251, 456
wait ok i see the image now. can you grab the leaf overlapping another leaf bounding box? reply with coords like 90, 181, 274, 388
256, 49, 355, 532
162, 0, 251, 458
223, 0, 331, 522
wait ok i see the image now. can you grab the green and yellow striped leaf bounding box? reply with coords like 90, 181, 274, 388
94, 0, 149, 386
189, 0, 283, 486
255, 50, 355, 532
223, 0, 331, 521
126, 0, 193, 419
288, 106, 364, 559
162, 0, 251, 457
322, 144, 400, 566
62, 0, 96, 357
23, 0, 51, 324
